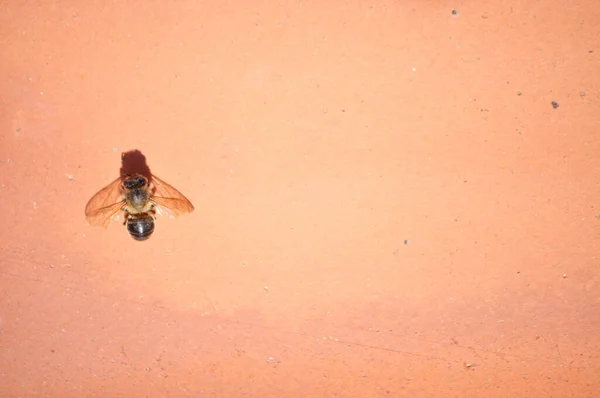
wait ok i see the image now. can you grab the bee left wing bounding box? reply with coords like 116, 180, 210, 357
149, 174, 195, 218
85, 177, 126, 227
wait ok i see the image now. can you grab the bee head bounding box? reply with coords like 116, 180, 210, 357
122, 174, 148, 189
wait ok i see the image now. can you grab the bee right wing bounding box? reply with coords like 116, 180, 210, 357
85, 177, 126, 227
149, 174, 195, 218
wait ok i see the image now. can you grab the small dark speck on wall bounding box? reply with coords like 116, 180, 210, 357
551, 101, 559, 109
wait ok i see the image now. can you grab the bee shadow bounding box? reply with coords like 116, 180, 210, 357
120, 149, 152, 180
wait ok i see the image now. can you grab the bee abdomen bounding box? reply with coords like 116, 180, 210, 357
127, 216, 155, 241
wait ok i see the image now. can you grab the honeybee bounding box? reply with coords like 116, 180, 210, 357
85, 173, 194, 240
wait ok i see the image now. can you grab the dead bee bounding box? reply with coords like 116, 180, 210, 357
85, 173, 194, 240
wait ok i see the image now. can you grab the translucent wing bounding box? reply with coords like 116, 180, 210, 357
149, 174, 195, 218
84, 177, 126, 227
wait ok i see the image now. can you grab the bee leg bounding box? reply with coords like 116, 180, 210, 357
122, 211, 130, 226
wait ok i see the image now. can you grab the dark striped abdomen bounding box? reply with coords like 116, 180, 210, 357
126, 215, 155, 241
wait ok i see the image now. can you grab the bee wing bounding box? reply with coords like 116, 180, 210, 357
85, 177, 126, 227
149, 174, 195, 218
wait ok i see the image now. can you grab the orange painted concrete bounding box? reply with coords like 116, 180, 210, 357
1, 1, 599, 397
